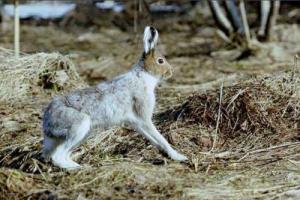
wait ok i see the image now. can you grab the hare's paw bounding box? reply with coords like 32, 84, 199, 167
64, 160, 81, 170
58, 161, 81, 170
169, 150, 188, 161
52, 156, 81, 169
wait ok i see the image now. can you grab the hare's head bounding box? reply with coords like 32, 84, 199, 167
141, 26, 172, 79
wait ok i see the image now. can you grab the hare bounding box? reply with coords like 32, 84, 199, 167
42, 26, 188, 169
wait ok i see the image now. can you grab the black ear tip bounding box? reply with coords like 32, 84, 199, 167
149, 26, 155, 31
149, 26, 156, 37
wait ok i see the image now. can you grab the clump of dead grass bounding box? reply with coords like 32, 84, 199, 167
0, 48, 85, 103
0, 49, 87, 173
158, 71, 300, 152
0, 168, 52, 199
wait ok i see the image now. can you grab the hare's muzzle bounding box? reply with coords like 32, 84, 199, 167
163, 64, 173, 79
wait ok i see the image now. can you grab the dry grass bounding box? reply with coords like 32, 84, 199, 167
158, 71, 300, 150
0, 47, 299, 199
0, 49, 87, 174
1, 20, 300, 199
0, 48, 85, 104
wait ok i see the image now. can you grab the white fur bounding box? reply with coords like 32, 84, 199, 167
130, 120, 188, 161
141, 71, 159, 91
43, 26, 187, 169
143, 26, 158, 54
51, 116, 91, 169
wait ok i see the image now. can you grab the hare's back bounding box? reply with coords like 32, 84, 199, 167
43, 96, 87, 138
65, 87, 102, 111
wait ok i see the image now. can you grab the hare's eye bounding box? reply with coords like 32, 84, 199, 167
157, 58, 164, 64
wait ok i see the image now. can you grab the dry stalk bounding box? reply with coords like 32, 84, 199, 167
206, 79, 224, 174
265, 0, 280, 41
210, 79, 224, 152
205, 164, 211, 175
208, 0, 233, 35
282, 55, 300, 117
216, 29, 231, 43
239, 0, 251, 45
133, 0, 139, 33
291, 54, 299, 81
191, 156, 199, 172
258, 1, 271, 38
238, 141, 300, 162
14, 0, 20, 58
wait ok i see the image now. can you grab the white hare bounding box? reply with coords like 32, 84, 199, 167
42, 26, 187, 169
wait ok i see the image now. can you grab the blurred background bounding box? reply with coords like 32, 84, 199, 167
1, 0, 299, 85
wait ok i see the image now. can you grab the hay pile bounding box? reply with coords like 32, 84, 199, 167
0, 48, 85, 103
0, 49, 86, 173
157, 72, 300, 153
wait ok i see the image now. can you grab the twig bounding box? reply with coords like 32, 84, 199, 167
265, 0, 280, 41
208, 0, 233, 36
239, 0, 251, 45
191, 156, 199, 172
14, 0, 20, 58
224, 0, 244, 35
133, 0, 138, 33
206, 78, 224, 174
200, 141, 300, 158
288, 159, 300, 166
205, 164, 211, 174
216, 29, 231, 43
281, 55, 300, 117
291, 54, 299, 82
210, 78, 224, 152
226, 89, 246, 110
238, 142, 300, 161
258, 0, 271, 39
247, 142, 300, 154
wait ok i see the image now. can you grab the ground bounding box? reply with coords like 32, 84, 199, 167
0, 12, 300, 199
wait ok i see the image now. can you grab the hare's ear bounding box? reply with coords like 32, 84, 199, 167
143, 26, 158, 54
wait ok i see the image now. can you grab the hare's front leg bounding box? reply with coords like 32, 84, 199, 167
144, 122, 188, 161
131, 119, 188, 161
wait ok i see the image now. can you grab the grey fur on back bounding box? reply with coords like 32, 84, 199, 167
43, 66, 153, 139
42, 26, 187, 169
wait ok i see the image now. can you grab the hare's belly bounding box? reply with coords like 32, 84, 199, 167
86, 97, 130, 128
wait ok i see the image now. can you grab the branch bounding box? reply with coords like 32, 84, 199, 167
239, 0, 251, 45
14, 0, 20, 58
208, 0, 233, 36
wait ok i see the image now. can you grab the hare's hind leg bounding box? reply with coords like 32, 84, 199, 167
51, 114, 91, 169
42, 135, 60, 161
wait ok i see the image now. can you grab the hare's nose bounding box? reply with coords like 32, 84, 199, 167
164, 66, 173, 79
